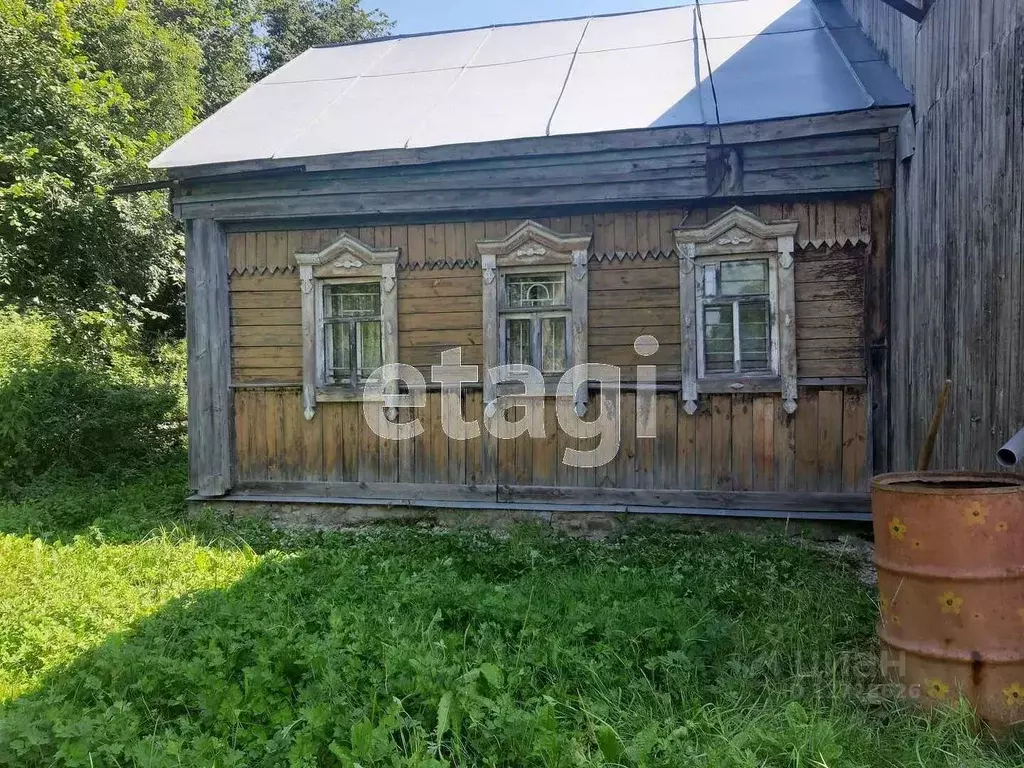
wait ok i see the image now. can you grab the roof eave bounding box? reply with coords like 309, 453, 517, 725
161, 106, 909, 184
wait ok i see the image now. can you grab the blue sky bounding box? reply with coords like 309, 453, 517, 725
371, 0, 680, 35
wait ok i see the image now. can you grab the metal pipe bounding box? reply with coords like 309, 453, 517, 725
998, 426, 1024, 467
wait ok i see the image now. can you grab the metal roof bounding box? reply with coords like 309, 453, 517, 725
150, 0, 909, 170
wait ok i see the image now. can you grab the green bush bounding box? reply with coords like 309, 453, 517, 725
0, 362, 184, 489
0, 311, 185, 491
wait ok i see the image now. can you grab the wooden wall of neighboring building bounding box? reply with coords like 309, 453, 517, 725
233, 386, 869, 496
841, 0, 919, 90
228, 199, 871, 385
848, 0, 1024, 471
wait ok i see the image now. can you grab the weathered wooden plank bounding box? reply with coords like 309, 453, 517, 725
731, 395, 754, 491
186, 218, 233, 496
842, 387, 868, 492
794, 389, 819, 492
774, 397, 796, 492
710, 395, 733, 491
752, 395, 775, 491
653, 394, 677, 489
817, 389, 844, 493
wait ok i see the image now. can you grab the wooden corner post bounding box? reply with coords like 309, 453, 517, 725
866, 190, 893, 475
186, 218, 233, 497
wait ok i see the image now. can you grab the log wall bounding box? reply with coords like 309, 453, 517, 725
847, 0, 1024, 470
228, 200, 871, 385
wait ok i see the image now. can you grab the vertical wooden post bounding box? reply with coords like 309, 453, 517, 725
186, 218, 234, 496
866, 189, 893, 476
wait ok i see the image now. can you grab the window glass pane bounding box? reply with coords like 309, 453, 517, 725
359, 320, 383, 375
506, 318, 532, 365
738, 301, 770, 372
541, 316, 567, 373
720, 260, 768, 296
703, 264, 718, 297
505, 273, 566, 308
703, 305, 735, 373
328, 322, 352, 380
324, 282, 381, 318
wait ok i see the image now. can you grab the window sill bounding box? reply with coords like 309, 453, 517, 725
697, 376, 782, 394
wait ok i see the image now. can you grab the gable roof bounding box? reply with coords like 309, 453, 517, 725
151, 0, 909, 171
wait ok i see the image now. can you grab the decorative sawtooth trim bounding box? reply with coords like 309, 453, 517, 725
590, 249, 676, 263
796, 234, 871, 249
229, 264, 297, 277
398, 259, 481, 271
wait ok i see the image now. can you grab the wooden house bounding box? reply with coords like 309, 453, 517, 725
155, 0, 916, 525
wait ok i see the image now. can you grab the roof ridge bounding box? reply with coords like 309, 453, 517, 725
313, 1, 748, 49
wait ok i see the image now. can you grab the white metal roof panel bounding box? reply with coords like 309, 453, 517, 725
366, 27, 489, 75
550, 42, 703, 135
702, 28, 871, 123
275, 69, 462, 157
471, 18, 589, 66
261, 39, 395, 84
577, 6, 694, 51
410, 56, 575, 148
156, 79, 356, 166
696, 0, 823, 38
150, 0, 911, 170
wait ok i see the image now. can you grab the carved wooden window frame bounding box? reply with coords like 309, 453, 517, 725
477, 220, 592, 410
674, 206, 799, 416
295, 233, 399, 419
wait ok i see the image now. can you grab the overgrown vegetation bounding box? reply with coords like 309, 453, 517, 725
0, 311, 185, 492
0, 0, 389, 333
0, 468, 1021, 767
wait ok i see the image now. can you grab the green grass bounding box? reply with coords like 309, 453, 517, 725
0, 459, 1020, 767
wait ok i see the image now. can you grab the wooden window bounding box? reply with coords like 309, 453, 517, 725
499, 271, 570, 373
476, 221, 592, 409
295, 234, 399, 420
697, 257, 776, 377
320, 281, 383, 387
675, 207, 799, 415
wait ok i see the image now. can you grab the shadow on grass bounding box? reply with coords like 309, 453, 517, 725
0, 454, 192, 544
2, 520, 1021, 768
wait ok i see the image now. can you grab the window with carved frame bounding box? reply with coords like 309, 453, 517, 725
295, 234, 399, 420
477, 221, 592, 408
674, 207, 799, 416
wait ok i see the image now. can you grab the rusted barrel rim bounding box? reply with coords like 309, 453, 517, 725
873, 471, 1024, 495
879, 630, 1024, 664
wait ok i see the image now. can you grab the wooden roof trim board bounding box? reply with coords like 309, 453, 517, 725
166, 108, 906, 183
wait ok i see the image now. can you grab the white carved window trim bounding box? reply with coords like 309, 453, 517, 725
477, 220, 592, 413
295, 233, 399, 420
674, 206, 799, 416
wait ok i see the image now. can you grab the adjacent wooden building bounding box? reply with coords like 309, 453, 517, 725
157, 0, 916, 523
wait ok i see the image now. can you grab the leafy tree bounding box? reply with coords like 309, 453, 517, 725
0, 0, 391, 336
254, 0, 391, 83
0, 0, 189, 325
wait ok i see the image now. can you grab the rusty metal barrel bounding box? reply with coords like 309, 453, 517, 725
872, 471, 1024, 725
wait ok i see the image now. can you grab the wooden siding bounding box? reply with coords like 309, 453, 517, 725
234, 386, 869, 495
227, 203, 869, 384
225, 201, 873, 273
853, 0, 1024, 471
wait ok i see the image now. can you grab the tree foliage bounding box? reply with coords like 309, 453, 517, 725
0, 0, 390, 334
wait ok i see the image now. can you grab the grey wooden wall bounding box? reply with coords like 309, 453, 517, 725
841, 0, 921, 91
849, 0, 1024, 470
